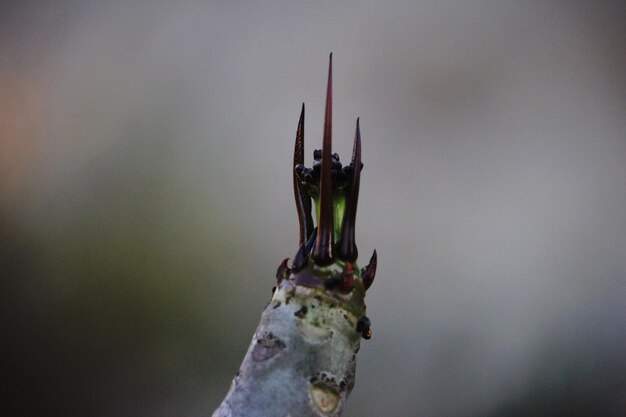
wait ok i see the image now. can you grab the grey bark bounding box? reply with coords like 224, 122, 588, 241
212, 281, 364, 417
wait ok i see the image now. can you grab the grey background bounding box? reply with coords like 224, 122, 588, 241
2, 1, 625, 416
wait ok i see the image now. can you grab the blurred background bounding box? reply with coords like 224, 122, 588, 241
2, 1, 625, 416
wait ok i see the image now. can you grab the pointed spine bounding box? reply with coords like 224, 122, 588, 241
293, 103, 313, 245
338, 119, 362, 261
276, 258, 290, 284
292, 227, 318, 271
313, 53, 334, 265
361, 250, 377, 290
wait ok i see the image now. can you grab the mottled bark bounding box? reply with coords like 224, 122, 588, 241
212, 279, 366, 417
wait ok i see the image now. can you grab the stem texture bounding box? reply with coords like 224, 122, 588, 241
213, 280, 364, 417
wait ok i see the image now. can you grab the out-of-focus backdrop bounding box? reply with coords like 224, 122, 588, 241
2, 1, 625, 416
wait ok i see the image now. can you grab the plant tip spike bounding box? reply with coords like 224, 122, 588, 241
338, 118, 362, 261
276, 257, 290, 284
313, 54, 334, 265
293, 104, 313, 245
292, 242, 307, 271
362, 250, 377, 290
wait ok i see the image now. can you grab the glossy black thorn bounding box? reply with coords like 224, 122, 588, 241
292, 243, 307, 270
338, 118, 362, 261
361, 249, 377, 290
313, 53, 334, 265
293, 104, 314, 245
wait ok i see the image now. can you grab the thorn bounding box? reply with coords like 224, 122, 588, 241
314, 53, 334, 265
276, 258, 290, 284
361, 250, 377, 290
292, 242, 307, 271
292, 228, 317, 271
293, 104, 314, 245
338, 118, 362, 261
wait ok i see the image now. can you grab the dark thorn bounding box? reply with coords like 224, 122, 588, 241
361, 250, 377, 290
292, 242, 307, 271
293, 104, 314, 244
276, 257, 290, 284
338, 118, 362, 261
314, 53, 334, 265
294, 104, 305, 166
292, 228, 318, 271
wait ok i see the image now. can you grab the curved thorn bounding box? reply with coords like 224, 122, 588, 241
338, 118, 362, 261
313, 53, 334, 265
362, 250, 377, 290
276, 257, 290, 284
292, 227, 318, 271
292, 242, 307, 270
293, 103, 313, 245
